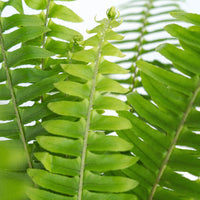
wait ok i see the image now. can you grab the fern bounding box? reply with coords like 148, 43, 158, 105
24, 0, 83, 69
118, 12, 200, 200
27, 7, 138, 200
0, 0, 83, 170
114, 0, 182, 90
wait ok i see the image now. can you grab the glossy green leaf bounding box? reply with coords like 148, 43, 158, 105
84, 171, 138, 192
165, 24, 200, 51
28, 169, 79, 195
82, 190, 137, 200
127, 92, 178, 133
157, 43, 200, 74
136, 60, 197, 95
35, 152, 80, 176
27, 187, 75, 200
171, 12, 200, 26
86, 151, 138, 172
0, 102, 15, 120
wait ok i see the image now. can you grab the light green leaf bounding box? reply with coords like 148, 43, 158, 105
49, 2, 83, 22
82, 35, 99, 47
3, 26, 50, 50
8, 0, 23, 13
55, 81, 91, 99
45, 37, 69, 54
2, 14, 44, 31
91, 112, 132, 131
42, 118, 85, 138
96, 76, 129, 93
48, 100, 88, 118
105, 29, 124, 40
62, 64, 93, 80
102, 42, 125, 57
94, 95, 130, 110
88, 132, 133, 151
72, 49, 96, 63
6, 46, 54, 68
24, 0, 47, 10
47, 20, 83, 41
99, 60, 128, 74
36, 136, 82, 156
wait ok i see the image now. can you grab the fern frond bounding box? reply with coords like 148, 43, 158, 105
0, 0, 83, 170
27, 7, 138, 200
24, 0, 83, 69
118, 12, 200, 200
114, 0, 182, 90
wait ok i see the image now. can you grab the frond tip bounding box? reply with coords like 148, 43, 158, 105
27, 8, 138, 200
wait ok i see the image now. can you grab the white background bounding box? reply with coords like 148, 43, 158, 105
66, 0, 200, 37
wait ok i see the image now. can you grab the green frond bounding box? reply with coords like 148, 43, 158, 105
117, 12, 200, 200
27, 9, 138, 200
114, 0, 182, 91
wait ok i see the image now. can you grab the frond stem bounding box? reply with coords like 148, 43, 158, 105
149, 80, 200, 200
131, 0, 152, 91
0, 19, 33, 169
77, 20, 111, 200
41, 0, 51, 70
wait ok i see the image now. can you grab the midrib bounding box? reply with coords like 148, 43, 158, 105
148, 79, 200, 200
0, 19, 33, 169
131, 0, 152, 90
77, 20, 110, 200
41, 0, 51, 70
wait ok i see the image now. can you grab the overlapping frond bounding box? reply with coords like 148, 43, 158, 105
0, 0, 83, 169
113, 0, 182, 90
24, 0, 83, 69
27, 8, 138, 200
118, 12, 200, 200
